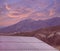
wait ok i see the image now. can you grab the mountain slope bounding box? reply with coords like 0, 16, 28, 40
0, 17, 60, 33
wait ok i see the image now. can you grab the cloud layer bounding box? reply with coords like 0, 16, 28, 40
0, 0, 60, 27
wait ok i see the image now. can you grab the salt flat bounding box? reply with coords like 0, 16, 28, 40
0, 36, 59, 51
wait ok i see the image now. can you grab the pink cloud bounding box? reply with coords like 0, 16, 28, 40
5, 3, 11, 11
36, 12, 46, 17
49, 9, 55, 16
7, 7, 35, 18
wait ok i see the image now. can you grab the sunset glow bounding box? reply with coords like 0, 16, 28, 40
0, 0, 60, 27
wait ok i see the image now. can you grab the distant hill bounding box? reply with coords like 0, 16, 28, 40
0, 17, 60, 33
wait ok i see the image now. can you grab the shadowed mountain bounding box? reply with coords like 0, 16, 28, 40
33, 25, 60, 48
0, 17, 60, 33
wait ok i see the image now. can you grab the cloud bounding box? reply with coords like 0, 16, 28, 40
7, 11, 19, 18
5, 3, 11, 10
7, 7, 35, 19
49, 9, 55, 16
36, 12, 46, 17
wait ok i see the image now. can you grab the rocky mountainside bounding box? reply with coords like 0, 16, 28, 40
33, 25, 60, 48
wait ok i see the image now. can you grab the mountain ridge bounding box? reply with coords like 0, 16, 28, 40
0, 17, 60, 33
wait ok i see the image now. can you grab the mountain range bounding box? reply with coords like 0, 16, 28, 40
0, 17, 60, 33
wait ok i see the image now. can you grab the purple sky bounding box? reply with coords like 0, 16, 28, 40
0, 0, 60, 27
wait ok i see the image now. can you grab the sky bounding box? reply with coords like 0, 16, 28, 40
0, 0, 60, 27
